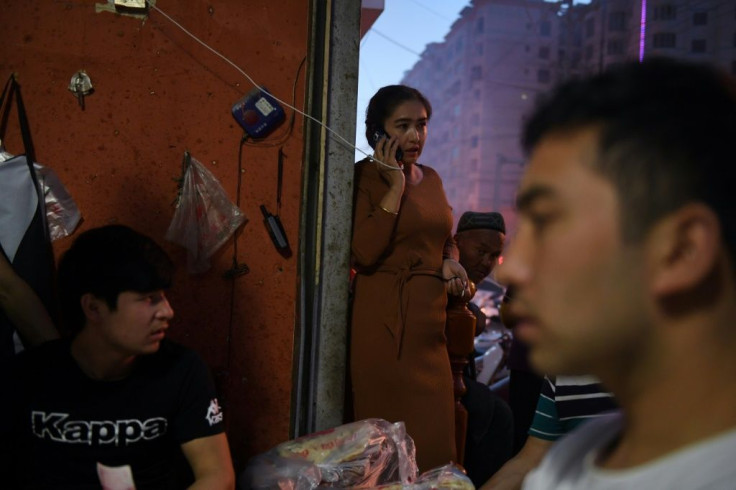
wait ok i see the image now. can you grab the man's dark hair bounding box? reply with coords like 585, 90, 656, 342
364, 84, 433, 144
522, 57, 736, 261
57, 225, 174, 334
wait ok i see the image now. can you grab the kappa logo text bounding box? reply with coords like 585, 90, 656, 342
32, 411, 167, 446
205, 398, 223, 426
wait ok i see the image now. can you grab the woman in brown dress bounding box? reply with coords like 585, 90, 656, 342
351, 85, 470, 472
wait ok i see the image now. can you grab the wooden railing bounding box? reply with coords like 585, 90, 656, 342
445, 283, 477, 465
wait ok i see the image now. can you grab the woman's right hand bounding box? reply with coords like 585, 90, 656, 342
373, 134, 405, 191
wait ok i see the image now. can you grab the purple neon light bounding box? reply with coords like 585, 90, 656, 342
639, 0, 647, 62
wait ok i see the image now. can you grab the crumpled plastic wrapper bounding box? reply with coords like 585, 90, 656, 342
35, 163, 82, 241
239, 418, 419, 489
375, 464, 475, 489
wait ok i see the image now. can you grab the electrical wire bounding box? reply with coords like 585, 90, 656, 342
145, 1, 399, 169
243, 56, 306, 148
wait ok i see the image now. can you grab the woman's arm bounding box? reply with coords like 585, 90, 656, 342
351, 164, 404, 267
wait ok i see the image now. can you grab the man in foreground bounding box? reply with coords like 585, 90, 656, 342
496, 57, 736, 488
2, 225, 235, 489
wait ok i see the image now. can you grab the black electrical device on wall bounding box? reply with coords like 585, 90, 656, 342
260, 147, 292, 258
231, 87, 285, 139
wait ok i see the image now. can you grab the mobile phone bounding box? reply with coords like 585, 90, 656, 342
370, 129, 404, 162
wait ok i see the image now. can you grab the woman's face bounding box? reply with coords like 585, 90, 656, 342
383, 99, 428, 165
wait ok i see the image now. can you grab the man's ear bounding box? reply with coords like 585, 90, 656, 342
80, 293, 105, 324
649, 203, 721, 297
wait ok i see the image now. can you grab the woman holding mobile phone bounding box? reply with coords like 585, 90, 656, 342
350, 85, 470, 472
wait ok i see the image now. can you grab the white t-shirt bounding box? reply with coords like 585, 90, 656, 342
523, 411, 736, 490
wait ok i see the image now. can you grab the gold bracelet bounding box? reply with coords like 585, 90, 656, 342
378, 205, 398, 215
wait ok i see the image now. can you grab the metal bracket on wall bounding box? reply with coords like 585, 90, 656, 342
68, 70, 94, 111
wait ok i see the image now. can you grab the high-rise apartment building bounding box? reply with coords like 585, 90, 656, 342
401, 0, 736, 235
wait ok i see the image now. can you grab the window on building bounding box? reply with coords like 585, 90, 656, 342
471, 114, 480, 125
607, 40, 624, 55
471, 65, 482, 81
476, 43, 483, 56
537, 69, 551, 83
609, 11, 626, 31
540, 21, 552, 37
693, 12, 708, 26
539, 46, 550, 59
525, 45, 530, 53
452, 147, 460, 159
476, 17, 484, 34
585, 44, 594, 60
474, 90, 480, 100
653, 5, 676, 21
454, 105, 461, 117
586, 17, 595, 38
446, 80, 461, 98
471, 136, 479, 148
653, 32, 676, 48
691, 39, 706, 53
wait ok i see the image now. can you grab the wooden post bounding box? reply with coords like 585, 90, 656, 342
445, 283, 477, 466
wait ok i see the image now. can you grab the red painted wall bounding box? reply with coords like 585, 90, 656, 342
1, 0, 308, 470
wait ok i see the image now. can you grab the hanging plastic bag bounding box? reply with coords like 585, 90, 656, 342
0, 150, 81, 244
36, 163, 82, 241
165, 152, 246, 273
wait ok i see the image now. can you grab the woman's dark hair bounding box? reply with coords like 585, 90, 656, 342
57, 225, 174, 334
364, 85, 432, 143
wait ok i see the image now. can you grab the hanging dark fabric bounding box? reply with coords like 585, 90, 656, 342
0, 74, 57, 358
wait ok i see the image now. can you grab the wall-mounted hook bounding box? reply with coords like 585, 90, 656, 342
68, 70, 94, 110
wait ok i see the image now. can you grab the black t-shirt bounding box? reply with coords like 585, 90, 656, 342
2, 338, 225, 489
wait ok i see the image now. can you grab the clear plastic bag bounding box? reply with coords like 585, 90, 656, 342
374, 464, 475, 489
35, 163, 81, 241
240, 419, 418, 489
165, 152, 246, 273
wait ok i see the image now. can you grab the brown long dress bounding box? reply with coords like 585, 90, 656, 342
350, 159, 456, 472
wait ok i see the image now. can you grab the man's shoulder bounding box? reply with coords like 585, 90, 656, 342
524, 411, 623, 488
547, 410, 622, 458
526, 414, 736, 490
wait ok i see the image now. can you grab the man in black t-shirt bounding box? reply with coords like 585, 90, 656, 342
2, 225, 235, 489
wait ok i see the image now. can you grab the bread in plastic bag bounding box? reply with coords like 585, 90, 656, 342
165, 152, 246, 273
374, 464, 475, 489
239, 418, 418, 489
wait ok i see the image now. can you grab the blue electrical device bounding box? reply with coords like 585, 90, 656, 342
231, 87, 285, 138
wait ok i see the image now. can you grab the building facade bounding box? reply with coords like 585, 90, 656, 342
402, 0, 736, 237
